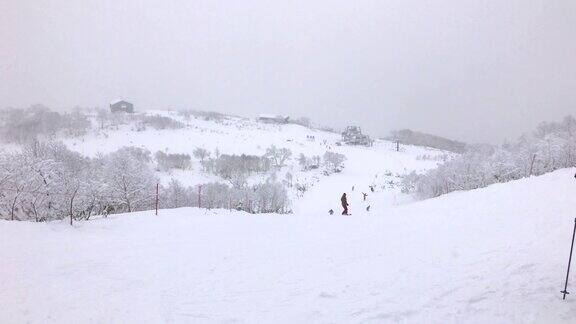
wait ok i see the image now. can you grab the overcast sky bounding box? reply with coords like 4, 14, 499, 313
1, 0, 575, 143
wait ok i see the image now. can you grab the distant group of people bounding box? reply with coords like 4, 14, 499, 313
329, 184, 375, 216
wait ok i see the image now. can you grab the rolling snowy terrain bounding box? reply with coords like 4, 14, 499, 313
2, 110, 572, 323
2, 168, 576, 323
60, 110, 448, 209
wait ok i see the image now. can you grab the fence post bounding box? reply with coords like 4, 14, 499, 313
529, 154, 537, 176
198, 185, 202, 208
155, 183, 159, 216
396, 140, 400, 152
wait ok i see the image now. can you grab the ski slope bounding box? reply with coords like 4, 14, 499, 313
61, 110, 447, 202
2, 168, 575, 323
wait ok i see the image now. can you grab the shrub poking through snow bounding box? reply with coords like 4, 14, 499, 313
115, 146, 152, 163
323, 151, 346, 174
0, 105, 91, 143
155, 151, 192, 171
178, 110, 228, 122
138, 115, 185, 130
193, 147, 210, 162
201, 154, 272, 188
298, 153, 320, 171
264, 145, 292, 168
196, 180, 290, 213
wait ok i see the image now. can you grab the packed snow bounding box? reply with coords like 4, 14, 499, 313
2, 110, 574, 323
2, 168, 576, 323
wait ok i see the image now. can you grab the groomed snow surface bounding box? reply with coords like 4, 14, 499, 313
2, 168, 576, 323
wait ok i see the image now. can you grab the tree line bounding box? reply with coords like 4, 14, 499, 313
403, 116, 576, 199
0, 141, 292, 222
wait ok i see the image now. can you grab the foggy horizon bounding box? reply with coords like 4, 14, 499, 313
2, 0, 575, 144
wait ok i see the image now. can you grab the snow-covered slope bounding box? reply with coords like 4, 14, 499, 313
62, 110, 448, 204
2, 168, 575, 323
67, 111, 339, 157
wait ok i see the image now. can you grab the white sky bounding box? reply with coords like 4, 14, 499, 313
1, 0, 575, 143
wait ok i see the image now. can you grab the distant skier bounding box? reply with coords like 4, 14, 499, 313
329, 209, 334, 215
366, 205, 371, 212
370, 185, 375, 193
362, 192, 368, 201
352, 186, 355, 191
341, 193, 349, 215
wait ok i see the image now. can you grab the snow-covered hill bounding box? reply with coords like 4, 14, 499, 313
2, 168, 575, 323
61, 110, 448, 210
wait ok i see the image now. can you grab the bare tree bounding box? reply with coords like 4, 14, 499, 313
265, 145, 292, 168
193, 148, 210, 162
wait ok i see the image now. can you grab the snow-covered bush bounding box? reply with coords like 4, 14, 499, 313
0, 140, 292, 221
178, 110, 227, 122
323, 151, 346, 173
0, 142, 159, 222
0, 105, 91, 143
290, 117, 312, 128
193, 147, 210, 162
283, 172, 293, 187
115, 146, 152, 163
96, 108, 133, 130
264, 145, 292, 168
416, 154, 450, 162
405, 116, 576, 199
158, 179, 290, 214
62, 109, 91, 137
298, 153, 320, 171
198, 180, 290, 213
200, 182, 232, 209
202, 154, 272, 188
298, 153, 308, 170
155, 151, 192, 171
161, 179, 194, 209
138, 115, 184, 130
103, 149, 157, 213
252, 180, 290, 213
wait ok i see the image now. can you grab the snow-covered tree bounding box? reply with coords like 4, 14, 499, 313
155, 151, 192, 171
323, 152, 346, 173
405, 115, 576, 199
193, 148, 210, 162
104, 149, 157, 213
265, 145, 292, 168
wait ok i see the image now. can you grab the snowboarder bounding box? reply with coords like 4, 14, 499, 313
341, 193, 349, 215
362, 192, 368, 201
